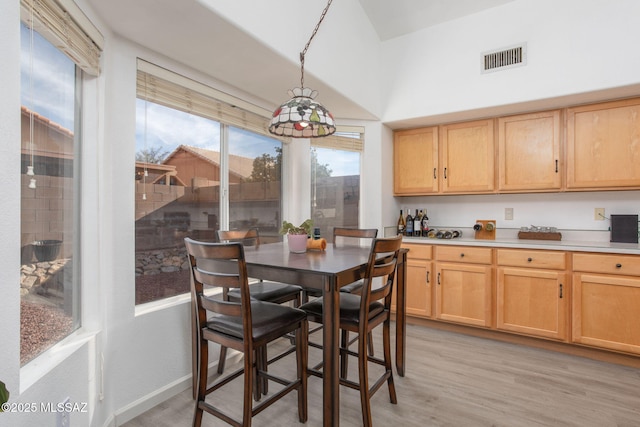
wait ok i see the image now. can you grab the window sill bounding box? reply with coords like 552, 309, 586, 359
20, 329, 100, 394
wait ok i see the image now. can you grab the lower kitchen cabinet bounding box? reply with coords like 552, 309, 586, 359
572, 253, 640, 355
435, 246, 493, 327
399, 243, 433, 318
496, 249, 568, 341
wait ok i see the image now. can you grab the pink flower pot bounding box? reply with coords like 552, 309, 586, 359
287, 234, 308, 253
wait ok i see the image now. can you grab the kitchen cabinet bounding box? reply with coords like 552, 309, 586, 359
435, 246, 493, 327
497, 110, 562, 192
572, 253, 640, 355
397, 243, 433, 318
566, 98, 640, 190
439, 119, 495, 193
496, 249, 568, 341
393, 127, 438, 195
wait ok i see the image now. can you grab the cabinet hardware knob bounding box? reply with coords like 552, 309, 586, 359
616, 263, 622, 268
460, 253, 465, 258
437, 272, 441, 285
527, 257, 533, 262
444, 167, 447, 179
426, 271, 430, 283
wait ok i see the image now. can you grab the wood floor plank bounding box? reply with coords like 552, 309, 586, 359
121, 324, 640, 426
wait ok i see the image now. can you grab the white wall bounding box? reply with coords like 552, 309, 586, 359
382, 0, 640, 127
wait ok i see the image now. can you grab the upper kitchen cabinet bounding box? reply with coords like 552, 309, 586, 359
566, 98, 640, 190
394, 127, 438, 195
439, 119, 495, 193
498, 110, 562, 192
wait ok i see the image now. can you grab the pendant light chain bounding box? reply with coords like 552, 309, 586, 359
299, 0, 333, 89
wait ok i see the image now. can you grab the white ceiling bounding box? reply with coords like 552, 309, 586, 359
87, 0, 515, 122
358, 0, 515, 41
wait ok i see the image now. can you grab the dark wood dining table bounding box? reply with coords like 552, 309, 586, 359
242, 242, 408, 427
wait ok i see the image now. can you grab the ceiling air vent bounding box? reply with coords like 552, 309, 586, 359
481, 43, 527, 73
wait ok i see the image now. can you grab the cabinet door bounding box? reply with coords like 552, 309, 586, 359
435, 262, 492, 327
572, 273, 640, 355
405, 259, 432, 318
567, 98, 640, 189
497, 267, 567, 340
498, 110, 561, 191
440, 119, 495, 193
394, 127, 438, 195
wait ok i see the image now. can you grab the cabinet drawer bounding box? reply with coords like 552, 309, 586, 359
497, 249, 566, 270
402, 243, 432, 260
435, 246, 492, 264
573, 253, 640, 276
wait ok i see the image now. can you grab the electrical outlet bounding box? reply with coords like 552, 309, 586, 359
57, 397, 70, 427
595, 208, 605, 221
505, 208, 514, 220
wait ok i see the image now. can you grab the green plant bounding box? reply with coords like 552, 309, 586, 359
279, 219, 313, 235
0, 380, 9, 411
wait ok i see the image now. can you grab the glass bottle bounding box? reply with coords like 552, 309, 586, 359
397, 209, 406, 235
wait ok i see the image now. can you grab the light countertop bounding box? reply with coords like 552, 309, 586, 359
393, 227, 640, 255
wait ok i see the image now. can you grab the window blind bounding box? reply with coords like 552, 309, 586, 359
137, 59, 364, 151
20, 0, 103, 76
137, 62, 278, 140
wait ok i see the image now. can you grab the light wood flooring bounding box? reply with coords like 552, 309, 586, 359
122, 324, 640, 427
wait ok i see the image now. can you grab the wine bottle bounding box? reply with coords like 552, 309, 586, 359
413, 209, 421, 237
405, 209, 414, 236
397, 209, 406, 235
421, 209, 429, 236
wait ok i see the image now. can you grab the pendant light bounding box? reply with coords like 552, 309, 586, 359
268, 0, 336, 138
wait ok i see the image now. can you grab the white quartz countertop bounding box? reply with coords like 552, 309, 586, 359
396, 227, 640, 255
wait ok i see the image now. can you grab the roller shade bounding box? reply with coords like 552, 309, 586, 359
20, 0, 103, 76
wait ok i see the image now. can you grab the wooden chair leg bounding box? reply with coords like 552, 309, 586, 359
340, 330, 349, 379
358, 330, 372, 427
383, 320, 397, 404
193, 337, 208, 427
367, 331, 375, 356
297, 321, 309, 422
243, 349, 254, 425
217, 346, 227, 374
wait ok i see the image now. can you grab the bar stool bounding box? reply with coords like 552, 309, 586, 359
300, 235, 402, 427
185, 238, 308, 427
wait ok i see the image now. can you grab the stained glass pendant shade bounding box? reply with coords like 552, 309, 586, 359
269, 87, 335, 137
268, 0, 336, 138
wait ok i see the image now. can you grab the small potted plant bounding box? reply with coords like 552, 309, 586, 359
279, 219, 313, 253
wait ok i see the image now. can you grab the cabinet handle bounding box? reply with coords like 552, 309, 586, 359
559, 283, 563, 299
616, 263, 622, 268
527, 257, 533, 262
460, 253, 465, 258
426, 271, 430, 284
555, 159, 558, 173
433, 168, 437, 179
437, 272, 441, 285
444, 167, 447, 179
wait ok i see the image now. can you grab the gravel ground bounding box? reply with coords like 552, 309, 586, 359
135, 270, 190, 304
20, 301, 73, 365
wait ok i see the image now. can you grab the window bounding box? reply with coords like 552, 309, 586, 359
19, 0, 101, 366
19, 23, 81, 365
311, 133, 363, 241
135, 64, 283, 304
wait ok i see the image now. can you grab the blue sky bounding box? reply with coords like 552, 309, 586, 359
20, 22, 75, 131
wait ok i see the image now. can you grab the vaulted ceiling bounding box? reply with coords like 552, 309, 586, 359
87, 0, 515, 121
